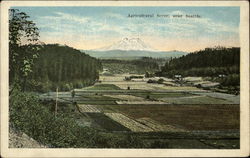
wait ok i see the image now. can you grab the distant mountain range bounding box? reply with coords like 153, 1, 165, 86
95, 37, 156, 52
82, 37, 187, 59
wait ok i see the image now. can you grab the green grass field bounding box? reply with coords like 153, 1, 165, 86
164, 96, 233, 104
86, 84, 121, 90
131, 92, 195, 99
77, 100, 117, 105
76, 94, 121, 105
87, 113, 130, 131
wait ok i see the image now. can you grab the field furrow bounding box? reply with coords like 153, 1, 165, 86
136, 117, 186, 132
116, 101, 167, 104
103, 94, 145, 101
104, 113, 153, 132
78, 104, 101, 113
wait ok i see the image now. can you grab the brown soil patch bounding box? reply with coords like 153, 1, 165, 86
105, 104, 239, 131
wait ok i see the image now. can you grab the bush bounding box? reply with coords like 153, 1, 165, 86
26, 80, 52, 93
73, 81, 83, 89
9, 91, 146, 148
147, 79, 159, 84
221, 74, 240, 86
25, 78, 97, 93
145, 72, 155, 78
130, 75, 144, 79
157, 78, 164, 84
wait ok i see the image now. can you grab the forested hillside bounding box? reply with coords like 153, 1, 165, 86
157, 47, 240, 86
29, 44, 102, 92
101, 57, 161, 74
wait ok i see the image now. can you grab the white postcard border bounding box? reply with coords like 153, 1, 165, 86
1, 1, 249, 157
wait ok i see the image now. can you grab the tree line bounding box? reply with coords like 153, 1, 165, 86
101, 57, 160, 74
157, 47, 240, 86
29, 44, 102, 92
102, 57, 159, 68
158, 47, 240, 77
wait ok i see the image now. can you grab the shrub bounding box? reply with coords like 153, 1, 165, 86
221, 74, 240, 86
147, 79, 158, 84
74, 81, 83, 89
157, 78, 164, 84
9, 91, 147, 148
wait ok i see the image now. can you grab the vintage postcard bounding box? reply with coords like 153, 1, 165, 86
0, 0, 249, 157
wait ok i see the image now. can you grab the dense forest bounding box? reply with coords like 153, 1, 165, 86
157, 47, 240, 86
27, 44, 102, 92
101, 57, 162, 74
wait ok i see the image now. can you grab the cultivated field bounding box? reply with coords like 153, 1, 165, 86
103, 94, 145, 101
105, 113, 153, 132
99, 74, 203, 91
41, 73, 240, 148
100, 104, 239, 131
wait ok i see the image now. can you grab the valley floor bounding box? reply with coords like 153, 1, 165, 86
37, 74, 240, 148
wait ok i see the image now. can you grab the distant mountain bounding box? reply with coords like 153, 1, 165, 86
83, 37, 187, 59
95, 37, 156, 51
81, 49, 187, 59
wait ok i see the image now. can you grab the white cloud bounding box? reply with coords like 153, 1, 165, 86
36, 10, 239, 51
105, 12, 125, 19
38, 12, 90, 33
49, 12, 89, 24
39, 9, 238, 37
57, 12, 89, 24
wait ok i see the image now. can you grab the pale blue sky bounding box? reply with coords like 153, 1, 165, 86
12, 6, 240, 52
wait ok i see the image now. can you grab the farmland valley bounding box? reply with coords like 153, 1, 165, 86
39, 72, 240, 148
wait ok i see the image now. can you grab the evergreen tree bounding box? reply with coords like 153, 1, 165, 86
9, 9, 42, 93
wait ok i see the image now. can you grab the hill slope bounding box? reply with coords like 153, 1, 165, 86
30, 44, 102, 92
157, 47, 240, 88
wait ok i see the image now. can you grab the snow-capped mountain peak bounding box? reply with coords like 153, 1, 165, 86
96, 37, 156, 51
